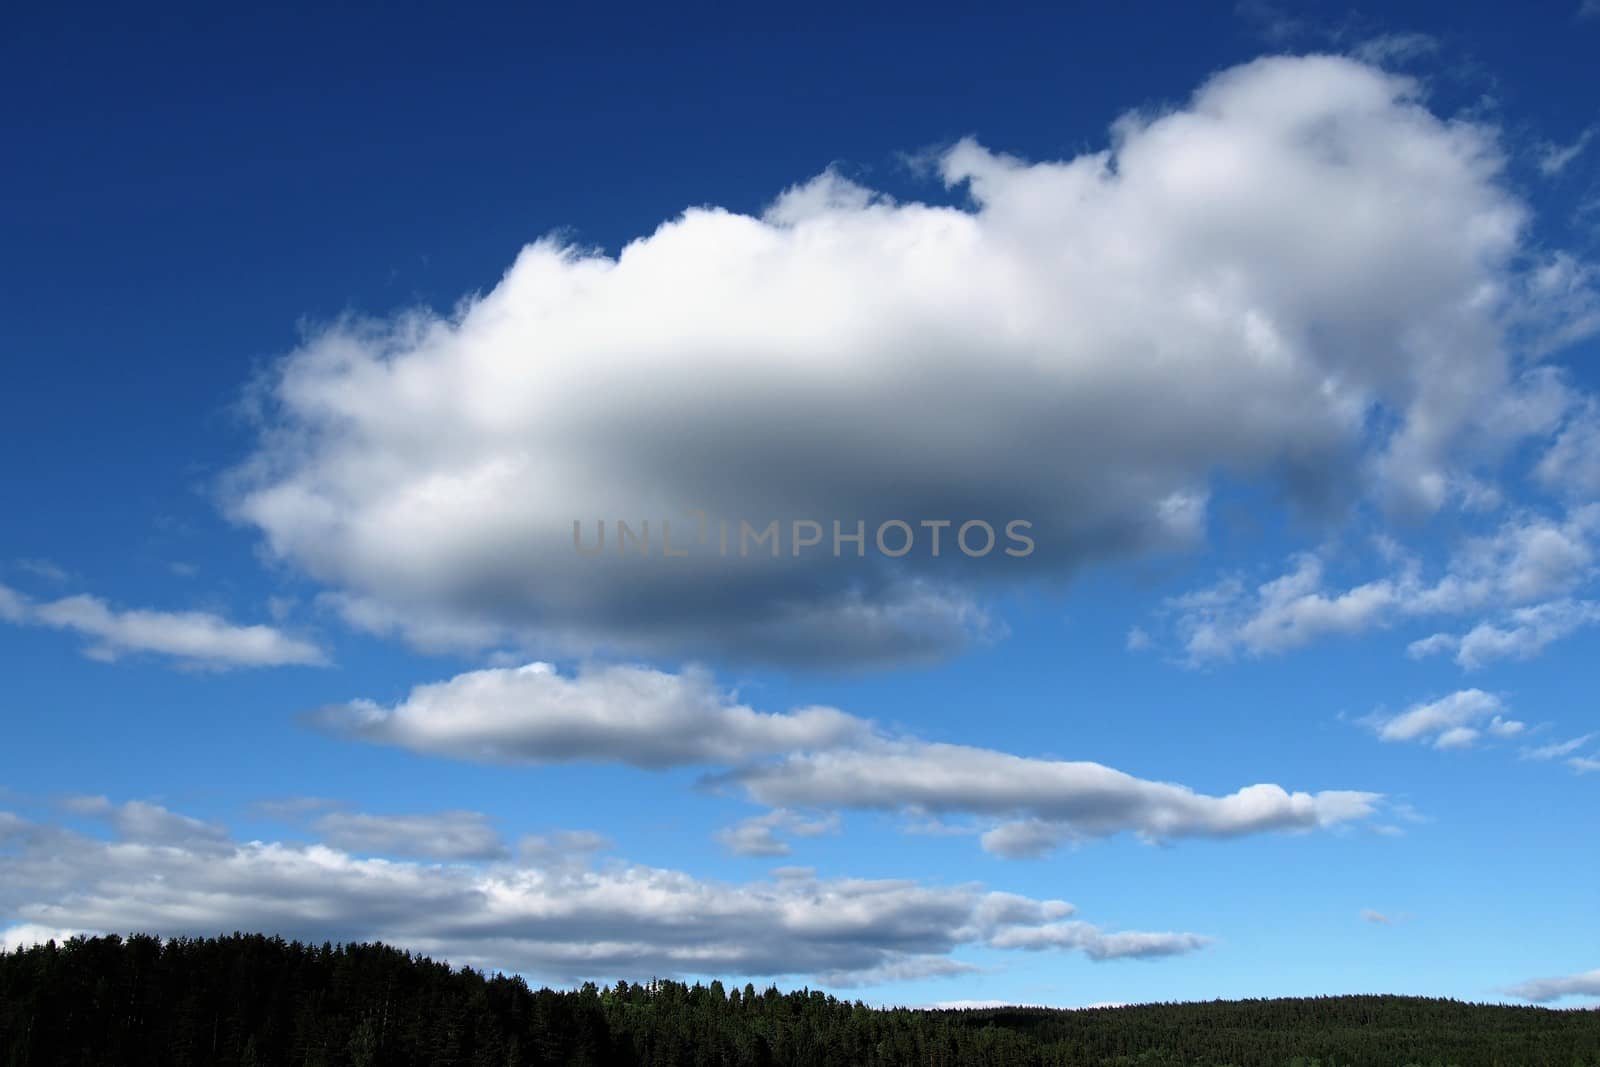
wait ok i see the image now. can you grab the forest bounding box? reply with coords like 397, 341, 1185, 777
2, 934, 1597, 1067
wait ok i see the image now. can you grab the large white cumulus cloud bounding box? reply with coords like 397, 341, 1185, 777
231, 55, 1563, 665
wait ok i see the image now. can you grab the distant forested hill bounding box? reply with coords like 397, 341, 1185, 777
2, 934, 1596, 1067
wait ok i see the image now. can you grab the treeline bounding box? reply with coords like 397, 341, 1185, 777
1, 934, 1597, 1067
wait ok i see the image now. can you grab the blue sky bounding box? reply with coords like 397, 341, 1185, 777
3, 0, 1599, 1009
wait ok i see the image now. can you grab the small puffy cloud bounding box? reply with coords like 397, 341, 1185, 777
0, 808, 1209, 985
226, 55, 1592, 668
1360, 908, 1392, 925
1507, 968, 1600, 1003
1370, 689, 1525, 749
0, 582, 325, 669
981, 819, 1081, 860
1434, 727, 1479, 749
715, 810, 840, 857
1168, 554, 1400, 662
311, 811, 508, 861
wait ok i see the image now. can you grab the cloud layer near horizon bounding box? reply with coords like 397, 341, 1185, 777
1507, 969, 1600, 1003
0, 803, 1209, 984
228, 54, 1591, 667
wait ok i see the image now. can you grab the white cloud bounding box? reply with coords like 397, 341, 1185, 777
1571, 756, 1600, 774
1370, 689, 1525, 749
311, 662, 868, 768
0, 582, 325, 669
1415, 599, 1600, 669
1434, 726, 1480, 749
1404, 632, 1457, 659
1168, 554, 1400, 662
1360, 908, 1392, 925
0, 808, 1208, 985
226, 55, 1591, 667
732, 747, 1378, 854
1508, 968, 1600, 1002
0, 923, 82, 953
1166, 507, 1600, 665
985, 921, 1211, 960
319, 662, 1380, 857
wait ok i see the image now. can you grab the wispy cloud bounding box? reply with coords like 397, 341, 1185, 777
1538, 126, 1596, 176
716, 810, 840, 857
0, 582, 325, 669
1161, 506, 1600, 667
1521, 734, 1595, 761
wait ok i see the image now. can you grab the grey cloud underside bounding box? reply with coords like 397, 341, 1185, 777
226, 55, 1582, 667
310, 811, 510, 861
314, 661, 1380, 856
0, 807, 1208, 984
725, 748, 1377, 855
